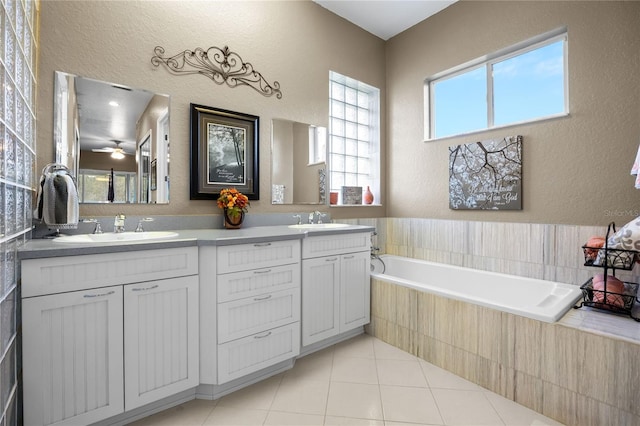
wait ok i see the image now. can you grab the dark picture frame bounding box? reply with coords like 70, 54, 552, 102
189, 103, 259, 200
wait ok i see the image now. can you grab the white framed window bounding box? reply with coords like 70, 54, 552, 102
329, 71, 380, 205
426, 27, 568, 140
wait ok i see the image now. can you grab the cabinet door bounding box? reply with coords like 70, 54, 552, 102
340, 251, 371, 332
124, 276, 199, 411
302, 256, 340, 346
22, 287, 124, 426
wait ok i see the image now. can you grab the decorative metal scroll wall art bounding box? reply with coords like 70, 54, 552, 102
151, 45, 282, 99
449, 135, 523, 210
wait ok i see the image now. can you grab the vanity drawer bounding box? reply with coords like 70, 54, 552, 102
217, 263, 300, 303
302, 232, 370, 259
22, 247, 198, 298
217, 322, 300, 384
217, 240, 300, 274
217, 287, 300, 344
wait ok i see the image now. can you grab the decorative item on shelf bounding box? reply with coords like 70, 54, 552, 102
330, 191, 338, 205
576, 221, 640, 321
363, 186, 374, 205
217, 188, 250, 229
342, 186, 362, 205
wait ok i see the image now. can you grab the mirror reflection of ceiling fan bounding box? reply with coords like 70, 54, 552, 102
91, 140, 130, 159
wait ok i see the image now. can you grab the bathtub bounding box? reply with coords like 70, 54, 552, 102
370, 255, 583, 323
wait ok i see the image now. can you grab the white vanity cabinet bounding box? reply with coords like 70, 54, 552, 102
301, 232, 371, 347
21, 247, 199, 426
215, 240, 301, 384
124, 275, 199, 410
22, 285, 125, 426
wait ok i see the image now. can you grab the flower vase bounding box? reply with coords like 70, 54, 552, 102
223, 209, 245, 229
363, 186, 374, 205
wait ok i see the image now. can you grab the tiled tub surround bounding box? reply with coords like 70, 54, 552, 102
347, 217, 640, 426
366, 278, 640, 425
338, 216, 640, 426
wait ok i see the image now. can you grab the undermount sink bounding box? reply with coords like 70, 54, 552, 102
54, 231, 180, 243
288, 223, 350, 230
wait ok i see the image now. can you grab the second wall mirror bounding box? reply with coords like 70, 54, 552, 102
271, 119, 327, 205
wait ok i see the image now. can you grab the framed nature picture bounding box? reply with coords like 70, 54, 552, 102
190, 103, 259, 200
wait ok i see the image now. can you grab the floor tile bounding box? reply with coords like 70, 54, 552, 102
203, 405, 268, 425
376, 358, 428, 387
373, 339, 417, 361
324, 416, 384, 425
285, 349, 334, 382
326, 382, 383, 420
333, 334, 375, 359
419, 360, 483, 391
379, 385, 443, 424
271, 377, 330, 415
264, 410, 325, 425
431, 388, 505, 425
484, 392, 564, 426
331, 356, 379, 384
215, 374, 282, 410
128, 399, 216, 425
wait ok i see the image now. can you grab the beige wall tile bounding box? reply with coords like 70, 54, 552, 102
514, 316, 542, 377
514, 371, 543, 413
395, 286, 417, 331
541, 325, 581, 392
476, 356, 514, 399
477, 307, 514, 367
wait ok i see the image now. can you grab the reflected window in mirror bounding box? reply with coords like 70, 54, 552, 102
309, 126, 326, 165
54, 71, 170, 204
328, 71, 380, 205
77, 169, 137, 203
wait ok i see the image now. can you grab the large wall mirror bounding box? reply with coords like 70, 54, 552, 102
271, 119, 327, 205
54, 71, 170, 204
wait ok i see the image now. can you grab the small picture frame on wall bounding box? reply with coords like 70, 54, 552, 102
341, 186, 362, 205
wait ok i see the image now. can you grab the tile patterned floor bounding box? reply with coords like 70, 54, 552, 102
129, 334, 564, 426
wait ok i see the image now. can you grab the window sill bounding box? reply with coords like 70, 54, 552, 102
330, 203, 383, 208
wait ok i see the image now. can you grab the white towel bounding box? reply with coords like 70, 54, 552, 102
631, 145, 640, 189
35, 163, 79, 229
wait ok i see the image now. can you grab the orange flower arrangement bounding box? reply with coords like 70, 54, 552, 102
216, 188, 250, 219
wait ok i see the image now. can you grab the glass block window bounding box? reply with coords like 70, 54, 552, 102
1, 1, 39, 425
329, 71, 380, 205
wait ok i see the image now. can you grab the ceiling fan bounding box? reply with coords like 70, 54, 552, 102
92, 140, 129, 159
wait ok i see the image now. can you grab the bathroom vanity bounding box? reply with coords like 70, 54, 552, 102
18, 224, 373, 426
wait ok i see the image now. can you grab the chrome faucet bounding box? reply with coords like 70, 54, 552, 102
308, 211, 322, 224
135, 217, 154, 232
114, 214, 126, 233
293, 214, 302, 225
80, 218, 103, 234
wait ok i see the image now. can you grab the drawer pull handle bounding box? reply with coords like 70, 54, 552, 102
254, 242, 272, 247
254, 294, 272, 301
254, 331, 272, 339
84, 290, 115, 298
254, 269, 272, 274
343, 255, 355, 259
326, 257, 338, 262
131, 284, 159, 292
